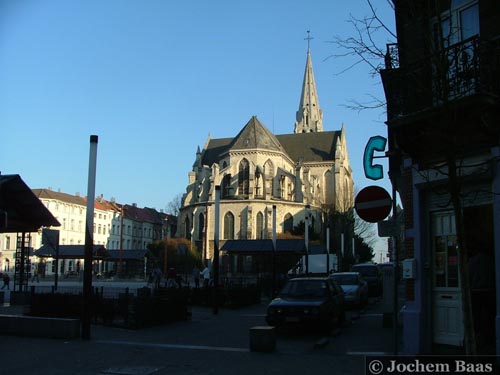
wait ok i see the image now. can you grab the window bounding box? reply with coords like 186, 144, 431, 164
256, 212, 264, 239
222, 174, 232, 198
224, 212, 235, 240
238, 159, 250, 196
198, 213, 205, 240
240, 212, 247, 240
185, 217, 191, 240
324, 170, 334, 205
284, 213, 294, 233
432, 0, 479, 101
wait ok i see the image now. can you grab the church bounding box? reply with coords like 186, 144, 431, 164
178, 44, 354, 265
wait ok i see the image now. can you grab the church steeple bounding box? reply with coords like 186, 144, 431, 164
294, 31, 323, 134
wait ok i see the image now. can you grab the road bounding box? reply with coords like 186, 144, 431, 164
0, 280, 394, 375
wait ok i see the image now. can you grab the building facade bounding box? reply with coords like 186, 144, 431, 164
179, 46, 354, 266
0, 188, 174, 277
381, 0, 500, 354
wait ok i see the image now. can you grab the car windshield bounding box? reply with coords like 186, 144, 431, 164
332, 275, 358, 285
279, 280, 328, 299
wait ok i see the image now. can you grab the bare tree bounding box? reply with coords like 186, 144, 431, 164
166, 193, 183, 216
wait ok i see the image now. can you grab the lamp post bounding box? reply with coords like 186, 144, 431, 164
163, 216, 169, 275
213, 186, 221, 315
305, 204, 310, 274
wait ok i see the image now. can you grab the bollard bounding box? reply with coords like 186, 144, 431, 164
249, 326, 276, 352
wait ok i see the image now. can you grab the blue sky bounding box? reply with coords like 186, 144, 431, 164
0, 1, 395, 258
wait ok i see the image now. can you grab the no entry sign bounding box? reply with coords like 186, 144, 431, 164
355, 186, 392, 223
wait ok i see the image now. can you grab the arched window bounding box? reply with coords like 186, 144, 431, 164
222, 174, 232, 198
224, 212, 235, 240
240, 212, 247, 240
238, 159, 250, 196
263, 159, 274, 196
284, 213, 293, 233
198, 213, 205, 240
184, 217, 191, 240
256, 212, 264, 239
324, 170, 334, 205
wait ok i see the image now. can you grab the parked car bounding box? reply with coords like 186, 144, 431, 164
330, 272, 368, 308
266, 277, 345, 332
351, 263, 382, 296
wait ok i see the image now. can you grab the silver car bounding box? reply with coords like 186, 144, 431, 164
330, 272, 368, 308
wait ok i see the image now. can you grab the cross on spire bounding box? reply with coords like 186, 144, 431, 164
304, 30, 314, 50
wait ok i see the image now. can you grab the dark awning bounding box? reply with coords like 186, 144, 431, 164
0, 174, 60, 233
34, 244, 107, 259
106, 249, 150, 261
221, 239, 306, 255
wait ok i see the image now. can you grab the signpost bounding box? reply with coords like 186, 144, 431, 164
355, 185, 392, 223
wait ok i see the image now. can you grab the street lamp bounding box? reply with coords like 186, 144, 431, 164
305, 204, 311, 274
163, 216, 169, 275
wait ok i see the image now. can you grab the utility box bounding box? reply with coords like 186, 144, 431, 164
402, 258, 416, 279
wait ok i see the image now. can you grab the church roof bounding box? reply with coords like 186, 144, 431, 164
277, 131, 339, 162
200, 120, 339, 166
229, 116, 283, 152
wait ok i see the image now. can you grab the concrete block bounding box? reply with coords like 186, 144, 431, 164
249, 326, 276, 352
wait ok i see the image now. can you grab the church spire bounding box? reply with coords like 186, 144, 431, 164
294, 31, 323, 134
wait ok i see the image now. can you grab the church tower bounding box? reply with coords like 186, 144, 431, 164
294, 31, 324, 134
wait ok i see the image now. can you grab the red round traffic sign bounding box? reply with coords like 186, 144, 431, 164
355, 186, 392, 223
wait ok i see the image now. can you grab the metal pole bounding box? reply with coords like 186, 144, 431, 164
213, 186, 220, 315
305, 206, 310, 274
272, 205, 276, 297
82, 135, 98, 340
326, 225, 330, 275
392, 182, 399, 355
341, 233, 345, 271
119, 205, 124, 275
54, 240, 59, 291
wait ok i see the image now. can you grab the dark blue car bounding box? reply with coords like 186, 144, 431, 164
266, 277, 345, 332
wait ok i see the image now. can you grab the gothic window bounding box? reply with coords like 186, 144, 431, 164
238, 159, 250, 196
284, 213, 293, 233
198, 213, 204, 240
184, 217, 191, 240
256, 212, 264, 239
222, 174, 232, 198
264, 159, 274, 197
224, 212, 235, 240
324, 170, 334, 205
239, 212, 247, 240
280, 176, 286, 199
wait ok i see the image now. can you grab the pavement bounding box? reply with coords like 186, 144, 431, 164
0, 285, 396, 375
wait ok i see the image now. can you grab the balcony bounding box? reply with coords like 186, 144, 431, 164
382, 36, 500, 124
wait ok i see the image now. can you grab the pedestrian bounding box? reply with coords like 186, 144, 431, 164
153, 266, 163, 289
147, 270, 154, 286
1, 273, 10, 290
201, 264, 210, 288
167, 267, 179, 288
31, 267, 39, 283
192, 265, 200, 288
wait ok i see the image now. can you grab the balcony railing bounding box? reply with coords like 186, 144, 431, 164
382, 36, 500, 120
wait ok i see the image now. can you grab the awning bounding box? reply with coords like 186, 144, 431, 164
106, 249, 150, 261
221, 239, 306, 255
0, 174, 60, 233
34, 244, 107, 259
